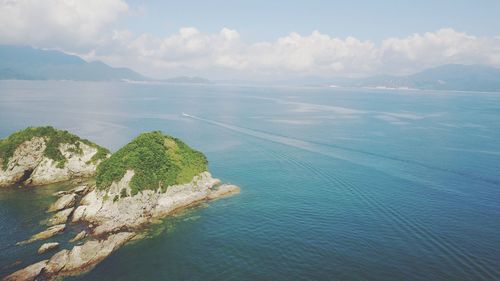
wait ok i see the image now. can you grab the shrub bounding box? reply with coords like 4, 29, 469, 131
120, 188, 128, 198
96, 131, 208, 193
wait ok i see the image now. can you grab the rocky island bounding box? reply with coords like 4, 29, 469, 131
0, 126, 110, 187
2, 129, 240, 281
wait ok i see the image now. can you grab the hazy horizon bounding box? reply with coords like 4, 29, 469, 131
1, 1, 500, 80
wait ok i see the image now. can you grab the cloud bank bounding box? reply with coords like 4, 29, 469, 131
0, 0, 129, 51
1, 0, 500, 79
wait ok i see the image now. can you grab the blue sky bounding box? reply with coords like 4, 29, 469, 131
123, 0, 500, 42
1, 0, 499, 79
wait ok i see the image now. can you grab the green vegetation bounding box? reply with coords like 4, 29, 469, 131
96, 131, 208, 195
120, 188, 128, 198
0, 126, 110, 170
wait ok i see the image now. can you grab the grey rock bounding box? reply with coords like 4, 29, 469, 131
2, 260, 48, 281
69, 231, 87, 243
71, 185, 89, 195
207, 184, 240, 200
17, 224, 65, 245
74, 171, 239, 236
8, 232, 136, 280
37, 242, 59, 254
48, 194, 76, 212
47, 208, 73, 226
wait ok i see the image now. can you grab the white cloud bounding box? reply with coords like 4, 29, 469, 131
0, 0, 128, 50
87, 28, 381, 78
1, 1, 499, 79
380, 28, 500, 74
94, 27, 500, 79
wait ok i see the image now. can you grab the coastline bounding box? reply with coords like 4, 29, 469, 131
3, 172, 239, 281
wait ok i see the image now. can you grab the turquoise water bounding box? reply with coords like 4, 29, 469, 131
0, 81, 499, 280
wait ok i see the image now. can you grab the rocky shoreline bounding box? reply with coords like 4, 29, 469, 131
1, 128, 240, 281
4, 172, 239, 281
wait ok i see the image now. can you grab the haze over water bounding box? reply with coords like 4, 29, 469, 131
0, 81, 499, 281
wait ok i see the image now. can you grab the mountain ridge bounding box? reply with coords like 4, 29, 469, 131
0, 45, 147, 81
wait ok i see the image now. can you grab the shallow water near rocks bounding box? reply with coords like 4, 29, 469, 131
1, 81, 499, 280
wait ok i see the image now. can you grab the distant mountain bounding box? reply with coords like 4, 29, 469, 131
161, 76, 211, 84
330, 64, 500, 92
215, 64, 500, 92
0, 45, 147, 81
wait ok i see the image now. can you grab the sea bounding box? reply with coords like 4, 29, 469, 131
0, 80, 499, 281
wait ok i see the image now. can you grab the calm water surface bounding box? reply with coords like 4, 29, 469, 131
0, 81, 499, 281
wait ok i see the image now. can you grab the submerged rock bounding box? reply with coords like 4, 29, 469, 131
38, 242, 59, 254
17, 224, 66, 245
207, 184, 240, 199
0, 126, 109, 188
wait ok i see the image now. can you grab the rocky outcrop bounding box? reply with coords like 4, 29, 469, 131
75, 171, 239, 236
69, 231, 86, 243
53, 185, 89, 198
44, 232, 135, 277
47, 208, 73, 226
207, 184, 241, 199
38, 243, 59, 254
27, 142, 101, 186
0, 127, 109, 188
3, 260, 48, 281
71, 185, 89, 195
17, 224, 66, 245
1, 141, 104, 187
2, 130, 241, 281
0, 137, 46, 187
48, 194, 76, 212
5, 233, 135, 281
6, 171, 239, 281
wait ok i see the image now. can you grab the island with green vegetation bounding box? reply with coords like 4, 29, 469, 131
0, 126, 110, 188
3, 128, 239, 281
96, 131, 208, 195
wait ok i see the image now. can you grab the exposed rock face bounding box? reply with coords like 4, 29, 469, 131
48, 194, 76, 212
17, 224, 66, 245
45, 232, 135, 277
6, 172, 239, 281
2, 130, 241, 281
0, 138, 108, 188
38, 243, 59, 254
5, 233, 135, 281
75, 171, 239, 236
0, 137, 46, 187
27, 142, 101, 186
47, 208, 73, 226
71, 185, 89, 195
2, 260, 48, 281
69, 231, 86, 243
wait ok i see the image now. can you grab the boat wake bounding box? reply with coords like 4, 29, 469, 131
181, 113, 500, 188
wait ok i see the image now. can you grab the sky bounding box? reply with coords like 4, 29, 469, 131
1, 0, 500, 79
